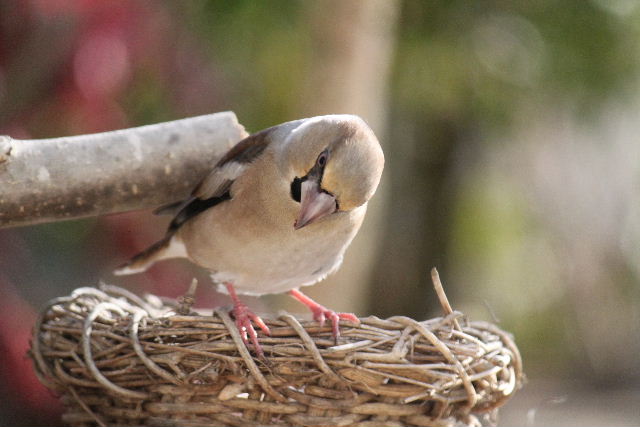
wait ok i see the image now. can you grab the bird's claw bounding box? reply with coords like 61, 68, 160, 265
231, 301, 271, 359
289, 289, 360, 344
309, 305, 360, 343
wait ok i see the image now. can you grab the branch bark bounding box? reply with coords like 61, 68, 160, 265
0, 112, 248, 228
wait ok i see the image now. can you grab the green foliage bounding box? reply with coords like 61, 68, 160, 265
393, 0, 640, 127
180, 1, 308, 130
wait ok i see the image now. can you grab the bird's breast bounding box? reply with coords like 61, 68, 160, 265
180, 198, 364, 296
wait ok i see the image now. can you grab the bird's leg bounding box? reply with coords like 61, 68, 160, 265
289, 289, 359, 342
225, 282, 270, 358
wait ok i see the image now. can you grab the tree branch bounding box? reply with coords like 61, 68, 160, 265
0, 112, 248, 228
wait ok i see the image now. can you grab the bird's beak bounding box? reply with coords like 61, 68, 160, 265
294, 180, 337, 230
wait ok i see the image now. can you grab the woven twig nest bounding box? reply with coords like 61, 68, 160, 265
31, 276, 523, 427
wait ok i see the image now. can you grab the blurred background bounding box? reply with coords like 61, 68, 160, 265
1, 0, 639, 425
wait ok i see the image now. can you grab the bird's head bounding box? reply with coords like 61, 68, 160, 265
283, 115, 384, 229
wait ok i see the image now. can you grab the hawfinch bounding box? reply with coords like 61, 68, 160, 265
115, 115, 385, 357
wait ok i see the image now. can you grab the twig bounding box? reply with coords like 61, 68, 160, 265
67, 386, 107, 427
177, 279, 199, 315
431, 268, 462, 331
82, 303, 148, 399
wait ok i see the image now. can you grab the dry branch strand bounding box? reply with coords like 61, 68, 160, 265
82, 303, 149, 400
0, 112, 247, 228
279, 313, 341, 382
130, 311, 182, 385
68, 386, 107, 427
431, 268, 462, 332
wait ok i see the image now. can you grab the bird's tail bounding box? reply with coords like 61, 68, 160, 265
113, 235, 187, 276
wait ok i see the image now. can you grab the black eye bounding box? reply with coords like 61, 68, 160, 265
317, 152, 328, 167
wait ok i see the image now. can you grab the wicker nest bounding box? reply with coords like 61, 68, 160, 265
31, 274, 523, 427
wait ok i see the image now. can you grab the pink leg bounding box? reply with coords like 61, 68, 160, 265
225, 283, 270, 358
289, 289, 359, 342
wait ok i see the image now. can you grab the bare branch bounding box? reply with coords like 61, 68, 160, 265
0, 112, 248, 228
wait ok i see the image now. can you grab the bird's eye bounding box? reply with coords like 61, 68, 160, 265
317, 151, 328, 168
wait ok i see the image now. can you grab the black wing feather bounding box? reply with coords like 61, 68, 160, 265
167, 191, 232, 233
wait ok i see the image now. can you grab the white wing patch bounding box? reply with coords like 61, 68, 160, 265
193, 161, 247, 199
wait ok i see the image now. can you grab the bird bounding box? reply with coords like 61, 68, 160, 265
114, 115, 384, 358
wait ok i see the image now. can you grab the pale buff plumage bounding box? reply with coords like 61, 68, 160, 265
114, 115, 384, 356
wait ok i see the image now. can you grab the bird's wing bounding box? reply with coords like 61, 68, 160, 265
192, 128, 272, 199
165, 128, 274, 232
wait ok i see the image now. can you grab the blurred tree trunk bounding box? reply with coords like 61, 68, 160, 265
374, 114, 466, 319
287, 0, 400, 315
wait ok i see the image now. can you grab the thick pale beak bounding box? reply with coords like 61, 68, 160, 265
294, 180, 337, 230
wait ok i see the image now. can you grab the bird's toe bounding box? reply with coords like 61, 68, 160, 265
231, 303, 269, 359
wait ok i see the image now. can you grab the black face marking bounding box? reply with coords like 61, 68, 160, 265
290, 176, 303, 203
290, 149, 332, 204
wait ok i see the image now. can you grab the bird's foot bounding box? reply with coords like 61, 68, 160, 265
289, 289, 359, 343
225, 283, 270, 359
